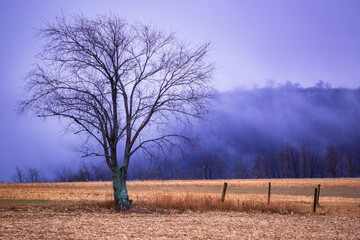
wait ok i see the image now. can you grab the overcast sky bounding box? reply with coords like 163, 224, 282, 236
1, 0, 360, 181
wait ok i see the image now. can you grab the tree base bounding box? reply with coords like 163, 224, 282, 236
114, 199, 132, 211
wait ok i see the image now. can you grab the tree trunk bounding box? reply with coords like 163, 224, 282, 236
112, 167, 131, 210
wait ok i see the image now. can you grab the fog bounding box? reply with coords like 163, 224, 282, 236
206, 82, 360, 156
127, 81, 360, 180
4, 80, 360, 182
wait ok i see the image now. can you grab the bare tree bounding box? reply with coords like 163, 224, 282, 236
300, 147, 321, 178
91, 163, 112, 181
25, 166, 46, 183
12, 166, 46, 183
300, 147, 308, 178
324, 145, 343, 177
252, 155, 278, 178
233, 159, 250, 179
73, 161, 92, 181
198, 154, 225, 180
278, 145, 291, 178
11, 166, 25, 183
288, 145, 300, 178
345, 155, 356, 178
277, 144, 300, 178
55, 163, 74, 182
20, 14, 214, 209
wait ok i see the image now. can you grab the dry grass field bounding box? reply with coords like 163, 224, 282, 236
0, 178, 359, 239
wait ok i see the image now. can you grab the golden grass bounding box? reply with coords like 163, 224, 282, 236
127, 178, 360, 187
3, 177, 357, 188
134, 193, 307, 214
0, 178, 359, 216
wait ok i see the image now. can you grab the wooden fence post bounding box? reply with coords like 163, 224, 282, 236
267, 182, 271, 205
313, 188, 317, 213
316, 184, 321, 205
221, 182, 228, 202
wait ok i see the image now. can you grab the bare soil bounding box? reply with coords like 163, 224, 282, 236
0, 206, 359, 239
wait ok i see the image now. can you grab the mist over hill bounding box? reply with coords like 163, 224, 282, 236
128, 82, 360, 180
206, 83, 360, 157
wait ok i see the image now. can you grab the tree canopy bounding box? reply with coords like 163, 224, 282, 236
21, 14, 214, 209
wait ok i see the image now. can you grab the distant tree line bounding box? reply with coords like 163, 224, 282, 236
250, 144, 359, 178
54, 162, 113, 182
11, 166, 48, 183
11, 162, 112, 183
125, 143, 360, 180
10, 142, 360, 182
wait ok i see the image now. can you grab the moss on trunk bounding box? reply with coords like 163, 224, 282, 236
112, 167, 131, 210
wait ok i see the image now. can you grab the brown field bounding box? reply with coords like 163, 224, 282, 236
0, 178, 359, 239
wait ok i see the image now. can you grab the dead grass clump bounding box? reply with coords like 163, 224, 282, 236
134, 193, 309, 214
137, 194, 229, 212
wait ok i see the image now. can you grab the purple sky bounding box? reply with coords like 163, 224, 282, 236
1, 0, 360, 181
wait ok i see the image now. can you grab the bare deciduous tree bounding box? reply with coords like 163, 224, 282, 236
55, 163, 74, 182
11, 166, 25, 183
25, 166, 46, 183
325, 145, 343, 177
198, 154, 225, 180
233, 159, 250, 179
91, 163, 112, 181
21, 14, 214, 209
74, 161, 92, 181
12, 166, 46, 183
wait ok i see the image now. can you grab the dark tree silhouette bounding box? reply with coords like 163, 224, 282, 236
11, 166, 25, 183
198, 154, 225, 179
325, 145, 343, 177
24, 166, 46, 183
21, 14, 214, 209
12, 166, 46, 183
55, 164, 74, 182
